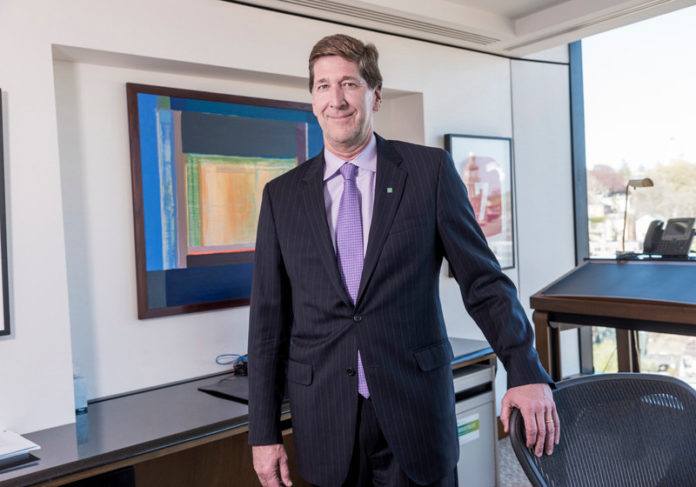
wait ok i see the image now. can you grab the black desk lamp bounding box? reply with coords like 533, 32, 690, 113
620, 177, 654, 253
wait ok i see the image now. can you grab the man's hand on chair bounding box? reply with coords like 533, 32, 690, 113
500, 383, 560, 457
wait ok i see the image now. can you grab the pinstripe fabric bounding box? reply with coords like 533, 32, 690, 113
248, 134, 552, 486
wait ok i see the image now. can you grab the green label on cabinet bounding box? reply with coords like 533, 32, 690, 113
457, 414, 480, 445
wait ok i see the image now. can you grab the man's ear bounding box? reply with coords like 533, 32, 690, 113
373, 87, 382, 112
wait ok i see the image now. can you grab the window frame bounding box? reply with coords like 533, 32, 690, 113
569, 41, 594, 375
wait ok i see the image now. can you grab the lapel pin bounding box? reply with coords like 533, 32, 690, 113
387, 187, 393, 193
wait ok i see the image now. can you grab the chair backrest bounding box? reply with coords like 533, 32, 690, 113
509, 373, 696, 487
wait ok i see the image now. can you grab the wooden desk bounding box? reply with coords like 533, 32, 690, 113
0, 373, 269, 487
531, 259, 696, 381
0, 339, 494, 487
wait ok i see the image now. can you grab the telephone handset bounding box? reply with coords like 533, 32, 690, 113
643, 217, 696, 256
643, 220, 664, 254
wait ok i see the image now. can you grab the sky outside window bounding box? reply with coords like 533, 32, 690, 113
583, 5, 696, 257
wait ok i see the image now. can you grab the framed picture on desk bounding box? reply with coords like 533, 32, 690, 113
445, 134, 515, 269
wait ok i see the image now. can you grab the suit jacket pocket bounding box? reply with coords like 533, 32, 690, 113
287, 359, 313, 385
413, 340, 454, 372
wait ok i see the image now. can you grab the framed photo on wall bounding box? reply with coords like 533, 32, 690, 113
0, 89, 10, 336
445, 134, 515, 269
127, 84, 323, 318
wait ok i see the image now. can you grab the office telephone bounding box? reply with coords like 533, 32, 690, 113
643, 217, 696, 256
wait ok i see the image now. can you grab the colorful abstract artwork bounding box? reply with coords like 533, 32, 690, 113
445, 134, 515, 269
0, 89, 9, 335
127, 84, 323, 318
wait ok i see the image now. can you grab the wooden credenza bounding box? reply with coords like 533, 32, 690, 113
0, 339, 494, 487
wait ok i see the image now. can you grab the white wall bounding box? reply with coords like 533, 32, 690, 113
511, 59, 579, 377
0, 0, 575, 433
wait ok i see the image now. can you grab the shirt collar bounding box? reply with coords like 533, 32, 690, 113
323, 134, 377, 181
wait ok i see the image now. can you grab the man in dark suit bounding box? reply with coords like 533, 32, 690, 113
248, 34, 559, 487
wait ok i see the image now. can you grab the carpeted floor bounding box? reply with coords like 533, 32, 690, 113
496, 436, 532, 487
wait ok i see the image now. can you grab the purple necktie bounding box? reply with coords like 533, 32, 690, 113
336, 163, 369, 398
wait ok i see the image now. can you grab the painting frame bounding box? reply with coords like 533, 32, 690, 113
445, 134, 515, 270
0, 89, 10, 336
127, 83, 322, 319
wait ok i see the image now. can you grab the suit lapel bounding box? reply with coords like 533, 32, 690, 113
301, 153, 354, 307
356, 135, 407, 306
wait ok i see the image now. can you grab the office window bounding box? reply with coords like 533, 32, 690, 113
581, 6, 696, 379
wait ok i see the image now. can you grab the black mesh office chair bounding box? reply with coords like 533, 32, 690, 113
509, 373, 696, 487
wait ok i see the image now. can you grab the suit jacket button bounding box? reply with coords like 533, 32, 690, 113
353, 315, 362, 322
346, 368, 356, 376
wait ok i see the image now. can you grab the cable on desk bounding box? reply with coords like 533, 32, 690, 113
215, 354, 248, 376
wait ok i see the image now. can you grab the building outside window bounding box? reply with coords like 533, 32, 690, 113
582, 6, 696, 383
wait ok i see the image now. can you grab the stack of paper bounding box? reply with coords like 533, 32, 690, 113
0, 428, 40, 468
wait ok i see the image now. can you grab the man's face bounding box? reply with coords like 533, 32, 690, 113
311, 55, 382, 159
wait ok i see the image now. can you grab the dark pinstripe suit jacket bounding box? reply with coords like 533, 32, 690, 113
248, 134, 552, 486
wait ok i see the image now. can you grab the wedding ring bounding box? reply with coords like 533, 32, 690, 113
545, 419, 553, 423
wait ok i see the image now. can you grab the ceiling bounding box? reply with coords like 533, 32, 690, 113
231, 0, 696, 57
443, 0, 573, 19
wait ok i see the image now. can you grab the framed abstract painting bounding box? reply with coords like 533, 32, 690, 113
0, 89, 9, 336
127, 84, 323, 318
445, 134, 515, 269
